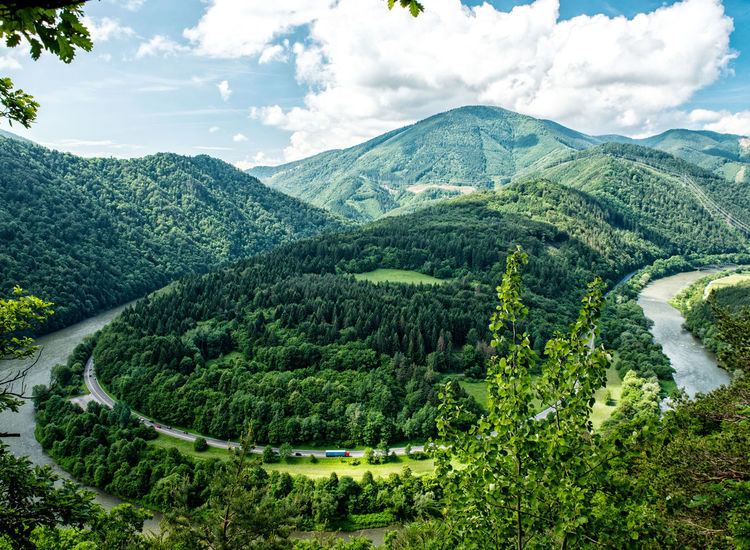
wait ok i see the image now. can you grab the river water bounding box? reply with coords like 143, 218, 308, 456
0, 301, 161, 532
638, 269, 731, 397
0, 269, 732, 540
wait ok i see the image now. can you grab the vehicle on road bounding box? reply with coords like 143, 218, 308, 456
325, 449, 350, 457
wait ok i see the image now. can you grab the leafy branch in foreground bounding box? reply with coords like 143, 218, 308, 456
386, 0, 424, 17
0, 2, 92, 126
434, 247, 633, 549
0, 286, 53, 415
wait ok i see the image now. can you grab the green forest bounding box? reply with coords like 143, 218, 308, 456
1, 3, 750, 548
88, 173, 745, 446
0, 136, 347, 331
22, 252, 750, 549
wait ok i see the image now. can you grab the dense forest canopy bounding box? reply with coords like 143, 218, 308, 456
0, 136, 348, 330
91, 173, 746, 446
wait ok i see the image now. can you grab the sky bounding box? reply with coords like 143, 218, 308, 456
0, 0, 749, 169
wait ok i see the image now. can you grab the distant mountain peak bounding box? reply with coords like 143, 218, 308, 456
248, 105, 750, 222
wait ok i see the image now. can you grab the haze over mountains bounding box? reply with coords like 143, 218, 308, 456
248, 106, 750, 222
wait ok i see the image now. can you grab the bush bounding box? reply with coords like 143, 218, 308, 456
262, 445, 279, 463
193, 437, 208, 452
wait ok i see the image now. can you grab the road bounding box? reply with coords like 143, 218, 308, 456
81, 356, 423, 458
80, 268, 641, 455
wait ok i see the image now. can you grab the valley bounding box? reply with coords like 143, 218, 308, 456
3, 105, 750, 549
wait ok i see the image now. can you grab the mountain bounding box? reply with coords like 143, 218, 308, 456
91, 168, 747, 445
0, 136, 349, 331
636, 129, 750, 183
249, 106, 603, 221
0, 128, 32, 143
248, 106, 750, 221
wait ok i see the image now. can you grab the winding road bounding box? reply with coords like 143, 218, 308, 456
80, 357, 423, 458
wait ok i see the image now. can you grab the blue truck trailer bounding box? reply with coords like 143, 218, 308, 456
325, 449, 350, 457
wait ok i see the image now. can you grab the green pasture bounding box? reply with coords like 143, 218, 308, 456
353, 269, 448, 285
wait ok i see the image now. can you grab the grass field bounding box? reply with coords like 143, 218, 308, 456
149, 435, 435, 479
457, 366, 622, 429
590, 366, 623, 428
353, 269, 448, 285
262, 456, 436, 480
150, 433, 231, 461
457, 376, 544, 412
704, 272, 750, 297
457, 380, 488, 409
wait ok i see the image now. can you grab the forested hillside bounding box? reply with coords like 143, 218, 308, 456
91, 176, 746, 447
249, 106, 750, 222
0, 136, 348, 330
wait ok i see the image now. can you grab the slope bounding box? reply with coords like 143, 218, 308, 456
250, 106, 750, 222
0, 136, 349, 331
90, 174, 746, 447
249, 105, 602, 221
534, 143, 750, 239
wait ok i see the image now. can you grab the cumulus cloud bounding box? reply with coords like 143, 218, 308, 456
692, 109, 750, 136
191, 0, 737, 161
258, 43, 288, 64
84, 16, 135, 42
184, 1, 332, 58
217, 80, 232, 101
233, 133, 248, 142
136, 35, 189, 58
234, 151, 284, 170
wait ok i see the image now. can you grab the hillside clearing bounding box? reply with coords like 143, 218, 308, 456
353, 268, 448, 285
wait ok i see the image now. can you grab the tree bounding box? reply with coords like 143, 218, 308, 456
194, 436, 209, 452
0, 450, 96, 549
263, 444, 279, 464
0, 2, 92, 127
279, 442, 292, 461
710, 299, 750, 373
1, 286, 53, 431
163, 427, 294, 549
434, 247, 617, 549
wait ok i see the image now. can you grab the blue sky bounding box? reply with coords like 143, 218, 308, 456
0, 0, 748, 168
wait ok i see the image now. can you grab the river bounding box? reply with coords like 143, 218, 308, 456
0, 269, 732, 540
638, 269, 731, 398
0, 301, 161, 532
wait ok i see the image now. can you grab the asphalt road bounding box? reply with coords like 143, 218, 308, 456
82, 356, 423, 458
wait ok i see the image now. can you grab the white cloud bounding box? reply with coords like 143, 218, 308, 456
84, 16, 135, 42
0, 46, 23, 70
189, 0, 737, 161
0, 55, 21, 70
209, 126, 220, 133
234, 151, 283, 170
136, 35, 189, 58
217, 80, 232, 101
693, 109, 750, 136
184, 1, 332, 58
233, 133, 248, 142
259, 43, 288, 64
123, 0, 147, 11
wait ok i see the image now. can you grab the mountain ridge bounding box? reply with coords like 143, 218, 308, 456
0, 135, 349, 331
249, 105, 750, 221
